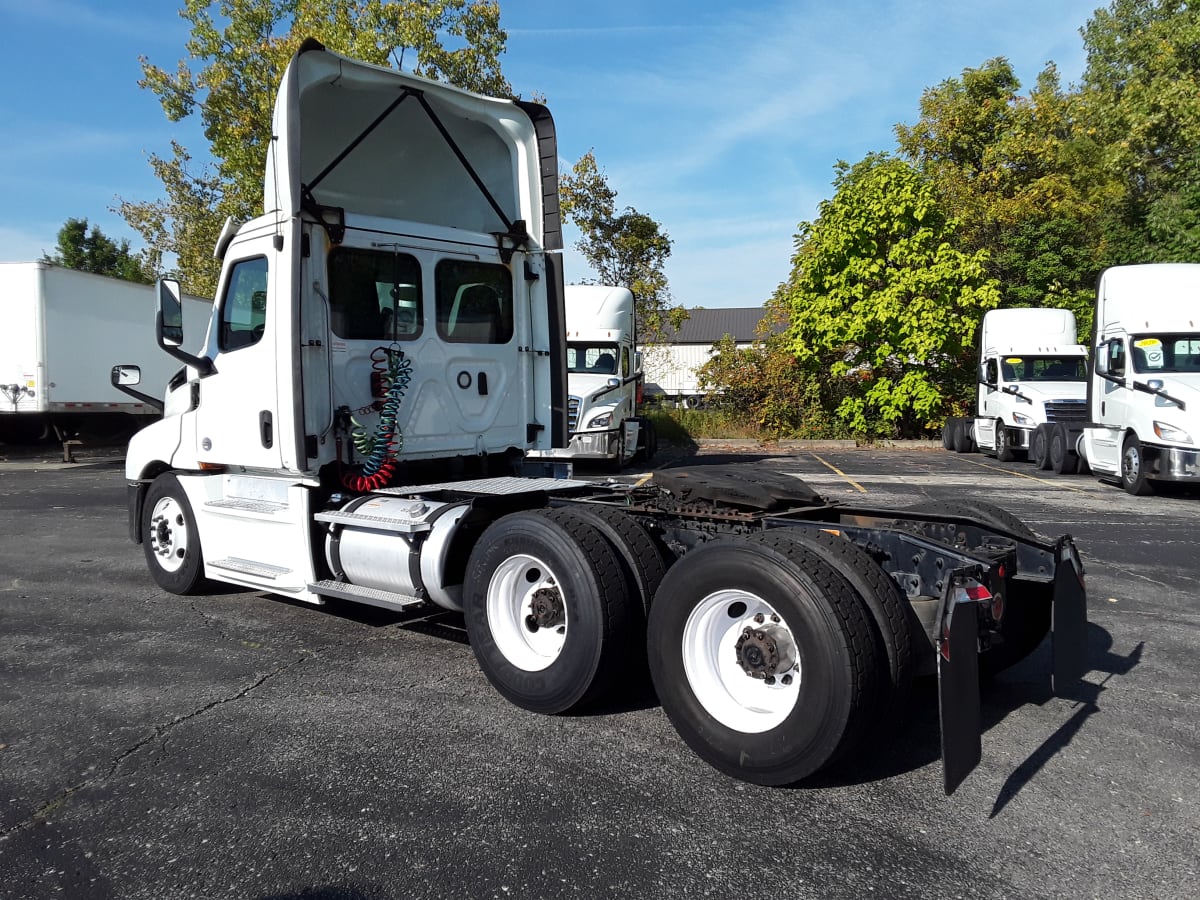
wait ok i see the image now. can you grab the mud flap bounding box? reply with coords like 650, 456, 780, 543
1051, 540, 1088, 694
938, 596, 981, 795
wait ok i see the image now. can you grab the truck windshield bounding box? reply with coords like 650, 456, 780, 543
1000, 356, 1087, 382
567, 343, 620, 375
1131, 334, 1200, 374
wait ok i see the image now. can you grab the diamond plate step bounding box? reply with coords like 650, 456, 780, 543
209, 557, 292, 579
309, 579, 426, 612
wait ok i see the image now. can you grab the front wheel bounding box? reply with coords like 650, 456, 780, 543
462, 508, 637, 714
647, 537, 879, 786
1121, 434, 1154, 496
141, 473, 210, 595
995, 421, 1016, 462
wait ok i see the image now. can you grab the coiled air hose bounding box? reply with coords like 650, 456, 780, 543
340, 345, 412, 492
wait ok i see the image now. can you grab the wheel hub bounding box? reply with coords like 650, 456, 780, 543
734, 624, 796, 680
526, 586, 565, 631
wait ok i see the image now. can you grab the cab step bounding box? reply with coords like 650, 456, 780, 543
209, 557, 293, 579
309, 579, 426, 612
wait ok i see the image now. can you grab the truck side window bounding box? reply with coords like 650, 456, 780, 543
1108, 340, 1126, 377
219, 256, 269, 352
621, 347, 630, 378
327, 248, 422, 341
435, 260, 513, 344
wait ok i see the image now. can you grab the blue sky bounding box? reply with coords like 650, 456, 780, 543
0, 0, 1103, 309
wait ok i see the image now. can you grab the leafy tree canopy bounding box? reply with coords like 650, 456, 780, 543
559, 150, 685, 341
43, 218, 153, 284
120, 0, 509, 296
780, 155, 1000, 437
1081, 0, 1200, 261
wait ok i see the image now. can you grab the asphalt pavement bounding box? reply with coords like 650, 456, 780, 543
0, 442, 1197, 899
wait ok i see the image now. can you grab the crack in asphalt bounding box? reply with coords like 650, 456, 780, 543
0, 611, 451, 842
0, 656, 304, 842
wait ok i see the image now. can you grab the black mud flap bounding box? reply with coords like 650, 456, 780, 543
1051, 539, 1088, 694
938, 597, 981, 795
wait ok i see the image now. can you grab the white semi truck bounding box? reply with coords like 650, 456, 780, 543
0, 262, 210, 446
117, 40, 1088, 794
527, 283, 656, 468
943, 308, 1089, 472
1077, 264, 1200, 495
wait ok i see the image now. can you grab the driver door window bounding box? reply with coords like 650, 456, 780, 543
219, 256, 269, 352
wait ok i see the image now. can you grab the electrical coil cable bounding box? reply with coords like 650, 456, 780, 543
341, 345, 412, 492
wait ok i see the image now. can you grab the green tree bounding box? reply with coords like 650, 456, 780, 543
559, 150, 684, 341
696, 298, 845, 438
780, 155, 1000, 438
120, 0, 510, 296
43, 217, 154, 283
896, 59, 1106, 333
1080, 0, 1200, 262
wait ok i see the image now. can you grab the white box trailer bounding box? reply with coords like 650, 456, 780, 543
0, 262, 211, 443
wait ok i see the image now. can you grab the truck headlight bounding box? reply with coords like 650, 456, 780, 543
1153, 421, 1193, 444
587, 412, 613, 428
1012, 412, 1034, 426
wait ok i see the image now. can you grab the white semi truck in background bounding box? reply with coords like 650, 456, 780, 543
116, 39, 1087, 795
1076, 264, 1200, 495
0, 262, 210, 447
528, 283, 656, 468
943, 308, 1089, 472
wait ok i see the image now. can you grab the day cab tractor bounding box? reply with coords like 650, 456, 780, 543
116, 40, 1089, 794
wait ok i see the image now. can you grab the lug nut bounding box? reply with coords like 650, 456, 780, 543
754, 613, 765, 623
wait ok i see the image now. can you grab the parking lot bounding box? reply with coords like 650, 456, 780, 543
1, 442, 1197, 899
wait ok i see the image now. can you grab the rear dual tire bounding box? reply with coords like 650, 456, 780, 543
647, 535, 885, 786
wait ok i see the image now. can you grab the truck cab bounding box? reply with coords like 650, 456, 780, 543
970, 308, 1088, 464
124, 39, 565, 602
1080, 264, 1200, 494
559, 284, 654, 466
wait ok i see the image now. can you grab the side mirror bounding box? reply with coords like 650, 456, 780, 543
634, 350, 643, 373
153, 277, 215, 377
157, 278, 184, 348
111, 365, 142, 387
1095, 352, 1108, 376
1147, 378, 1164, 392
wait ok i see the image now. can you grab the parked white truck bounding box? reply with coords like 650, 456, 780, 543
528, 283, 656, 467
1077, 264, 1200, 495
117, 40, 1087, 794
0, 262, 210, 446
943, 308, 1089, 472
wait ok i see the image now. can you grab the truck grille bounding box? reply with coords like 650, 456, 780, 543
1045, 399, 1087, 424
568, 395, 581, 431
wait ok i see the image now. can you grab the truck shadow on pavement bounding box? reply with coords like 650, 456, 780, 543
805, 622, 1138, 800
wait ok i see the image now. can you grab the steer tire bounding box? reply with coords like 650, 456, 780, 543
142, 473, 211, 595
1120, 433, 1154, 496
647, 535, 880, 786
995, 421, 1016, 462
462, 508, 638, 714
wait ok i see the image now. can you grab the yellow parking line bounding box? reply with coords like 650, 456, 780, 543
811, 453, 867, 493
961, 457, 1092, 494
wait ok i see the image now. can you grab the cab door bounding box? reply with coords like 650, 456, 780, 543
192, 233, 288, 469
